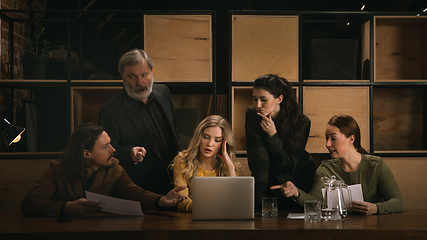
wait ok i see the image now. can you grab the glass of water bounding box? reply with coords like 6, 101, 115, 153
262, 197, 278, 217
304, 200, 321, 222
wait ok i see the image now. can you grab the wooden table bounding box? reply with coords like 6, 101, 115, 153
1, 210, 427, 239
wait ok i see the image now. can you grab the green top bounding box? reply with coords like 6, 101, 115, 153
294, 154, 403, 214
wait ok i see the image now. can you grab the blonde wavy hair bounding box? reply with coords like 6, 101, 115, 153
170, 115, 241, 188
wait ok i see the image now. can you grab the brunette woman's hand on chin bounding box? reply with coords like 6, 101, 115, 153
258, 112, 277, 137
216, 140, 236, 176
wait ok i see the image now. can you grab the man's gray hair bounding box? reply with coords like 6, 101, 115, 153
118, 49, 154, 74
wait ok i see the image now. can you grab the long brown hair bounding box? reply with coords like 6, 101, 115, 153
62, 123, 105, 181
253, 74, 303, 150
328, 115, 368, 154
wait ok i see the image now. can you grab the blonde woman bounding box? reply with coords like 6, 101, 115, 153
171, 115, 241, 212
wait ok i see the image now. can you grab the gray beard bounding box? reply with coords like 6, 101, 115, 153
123, 79, 153, 102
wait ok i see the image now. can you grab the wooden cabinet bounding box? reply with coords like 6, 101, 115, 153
1, 11, 426, 157
372, 16, 427, 153
230, 12, 427, 158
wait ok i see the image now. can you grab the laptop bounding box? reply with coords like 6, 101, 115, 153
192, 176, 255, 220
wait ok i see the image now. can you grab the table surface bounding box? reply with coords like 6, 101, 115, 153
1, 210, 427, 239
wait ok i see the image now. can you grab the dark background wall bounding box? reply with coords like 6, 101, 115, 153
45, 0, 427, 93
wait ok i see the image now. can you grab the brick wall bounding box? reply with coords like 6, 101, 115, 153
0, 0, 47, 79
0, 1, 46, 152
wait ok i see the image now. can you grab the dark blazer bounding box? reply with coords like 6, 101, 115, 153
99, 84, 180, 195
245, 105, 316, 210
21, 158, 161, 217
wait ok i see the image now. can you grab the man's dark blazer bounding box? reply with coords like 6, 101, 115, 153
99, 84, 180, 195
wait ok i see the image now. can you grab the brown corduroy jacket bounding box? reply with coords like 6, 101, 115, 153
21, 158, 161, 217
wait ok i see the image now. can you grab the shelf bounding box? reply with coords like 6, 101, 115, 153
303, 86, 370, 153
2, 10, 427, 158
71, 87, 122, 132
303, 80, 370, 83
301, 13, 370, 81
374, 16, 427, 82
0, 80, 68, 87
232, 15, 298, 82
373, 87, 425, 151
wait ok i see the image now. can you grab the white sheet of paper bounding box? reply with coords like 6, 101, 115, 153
322, 184, 364, 209
287, 213, 305, 219
85, 191, 144, 216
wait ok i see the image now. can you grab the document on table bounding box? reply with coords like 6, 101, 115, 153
322, 184, 364, 209
85, 191, 144, 216
287, 213, 305, 219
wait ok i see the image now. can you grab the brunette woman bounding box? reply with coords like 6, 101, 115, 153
245, 74, 316, 210
272, 115, 403, 215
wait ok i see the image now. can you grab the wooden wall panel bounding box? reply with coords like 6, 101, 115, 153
2, 157, 424, 212
373, 88, 424, 151
144, 15, 212, 82
375, 25, 421, 80
237, 157, 251, 176
232, 15, 298, 82
423, 23, 427, 80
232, 87, 253, 153
235, 157, 427, 210
303, 87, 369, 153
383, 157, 427, 210
0, 160, 51, 212
171, 94, 213, 150
361, 20, 370, 80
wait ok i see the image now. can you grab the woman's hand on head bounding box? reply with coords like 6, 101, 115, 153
258, 112, 277, 137
350, 201, 378, 215
216, 140, 231, 164
270, 181, 299, 198
216, 140, 236, 176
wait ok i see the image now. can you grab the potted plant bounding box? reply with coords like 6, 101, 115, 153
21, 27, 52, 79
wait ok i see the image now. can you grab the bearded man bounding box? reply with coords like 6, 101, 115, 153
99, 49, 180, 195
21, 123, 187, 217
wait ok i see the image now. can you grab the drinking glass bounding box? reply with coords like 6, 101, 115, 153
262, 197, 278, 217
304, 200, 321, 222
